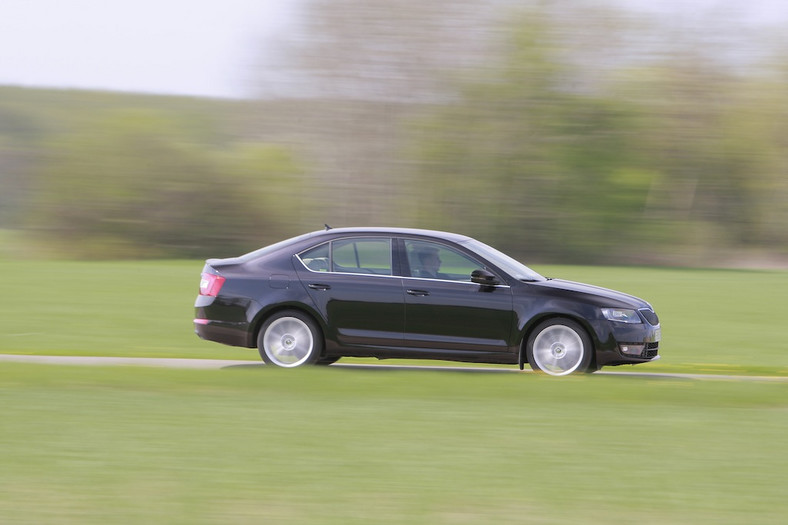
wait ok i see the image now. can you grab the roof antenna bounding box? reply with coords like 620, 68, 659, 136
324, 224, 332, 230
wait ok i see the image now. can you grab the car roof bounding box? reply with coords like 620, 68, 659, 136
225, 227, 476, 265
312, 227, 473, 243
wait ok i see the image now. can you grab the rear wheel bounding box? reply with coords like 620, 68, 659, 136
526, 318, 592, 376
257, 311, 323, 368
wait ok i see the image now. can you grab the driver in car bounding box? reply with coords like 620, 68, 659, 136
417, 248, 448, 279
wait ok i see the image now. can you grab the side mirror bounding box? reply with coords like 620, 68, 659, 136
471, 269, 499, 286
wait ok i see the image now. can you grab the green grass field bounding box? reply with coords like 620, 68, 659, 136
2, 363, 787, 524
2, 259, 787, 374
2, 260, 787, 523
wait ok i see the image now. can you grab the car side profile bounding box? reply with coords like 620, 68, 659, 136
194, 227, 661, 376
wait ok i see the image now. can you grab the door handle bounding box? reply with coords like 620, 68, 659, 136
308, 283, 331, 290
406, 289, 430, 297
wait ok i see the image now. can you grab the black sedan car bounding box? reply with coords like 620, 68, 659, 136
194, 227, 660, 376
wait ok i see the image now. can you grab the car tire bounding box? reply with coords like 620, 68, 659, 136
257, 311, 323, 368
526, 318, 593, 376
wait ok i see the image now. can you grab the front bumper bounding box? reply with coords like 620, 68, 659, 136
593, 319, 661, 367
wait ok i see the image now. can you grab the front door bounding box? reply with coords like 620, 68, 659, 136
400, 239, 514, 356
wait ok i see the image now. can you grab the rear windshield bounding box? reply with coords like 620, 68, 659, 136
238, 232, 318, 262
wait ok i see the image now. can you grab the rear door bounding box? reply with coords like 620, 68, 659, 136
295, 237, 404, 349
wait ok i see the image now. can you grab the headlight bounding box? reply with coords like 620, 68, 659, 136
601, 308, 642, 324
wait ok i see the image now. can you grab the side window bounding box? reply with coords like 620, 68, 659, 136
333, 238, 392, 275
405, 240, 483, 281
299, 238, 393, 275
299, 243, 330, 272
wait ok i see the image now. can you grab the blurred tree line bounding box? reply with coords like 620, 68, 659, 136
1, 0, 786, 265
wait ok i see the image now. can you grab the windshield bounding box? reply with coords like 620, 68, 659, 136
460, 239, 546, 282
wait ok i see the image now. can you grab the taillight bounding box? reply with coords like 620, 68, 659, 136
199, 272, 226, 296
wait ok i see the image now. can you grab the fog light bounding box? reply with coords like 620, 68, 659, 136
620, 344, 645, 356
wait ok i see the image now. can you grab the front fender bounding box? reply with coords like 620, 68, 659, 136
515, 301, 614, 368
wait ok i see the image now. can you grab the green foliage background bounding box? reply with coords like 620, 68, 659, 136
1, 4, 787, 265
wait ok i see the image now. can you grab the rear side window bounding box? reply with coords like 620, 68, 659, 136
298, 238, 392, 276
299, 243, 330, 272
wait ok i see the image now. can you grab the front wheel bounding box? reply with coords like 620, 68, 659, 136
257, 311, 323, 368
526, 318, 593, 376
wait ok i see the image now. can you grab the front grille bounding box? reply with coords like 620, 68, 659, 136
644, 342, 659, 359
639, 308, 659, 326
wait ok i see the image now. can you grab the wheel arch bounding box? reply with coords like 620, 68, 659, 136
250, 304, 328, 357
518, 313, 599, 372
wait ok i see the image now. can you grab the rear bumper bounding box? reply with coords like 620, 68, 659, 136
194, 319, 252, 348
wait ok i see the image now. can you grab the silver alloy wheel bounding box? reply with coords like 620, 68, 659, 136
531, 324, 586, 376
262, 316, 315, 367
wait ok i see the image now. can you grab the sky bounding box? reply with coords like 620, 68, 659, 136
0, 0, 301, 99
0, 0, 786, 100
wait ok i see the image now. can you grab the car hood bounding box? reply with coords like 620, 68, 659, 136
527, 278, 651, 309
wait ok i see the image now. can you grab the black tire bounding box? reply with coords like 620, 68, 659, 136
257, 310, 323, 368
526, 318, 593, 376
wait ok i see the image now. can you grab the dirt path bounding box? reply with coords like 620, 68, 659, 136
2, 354, 787, 382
